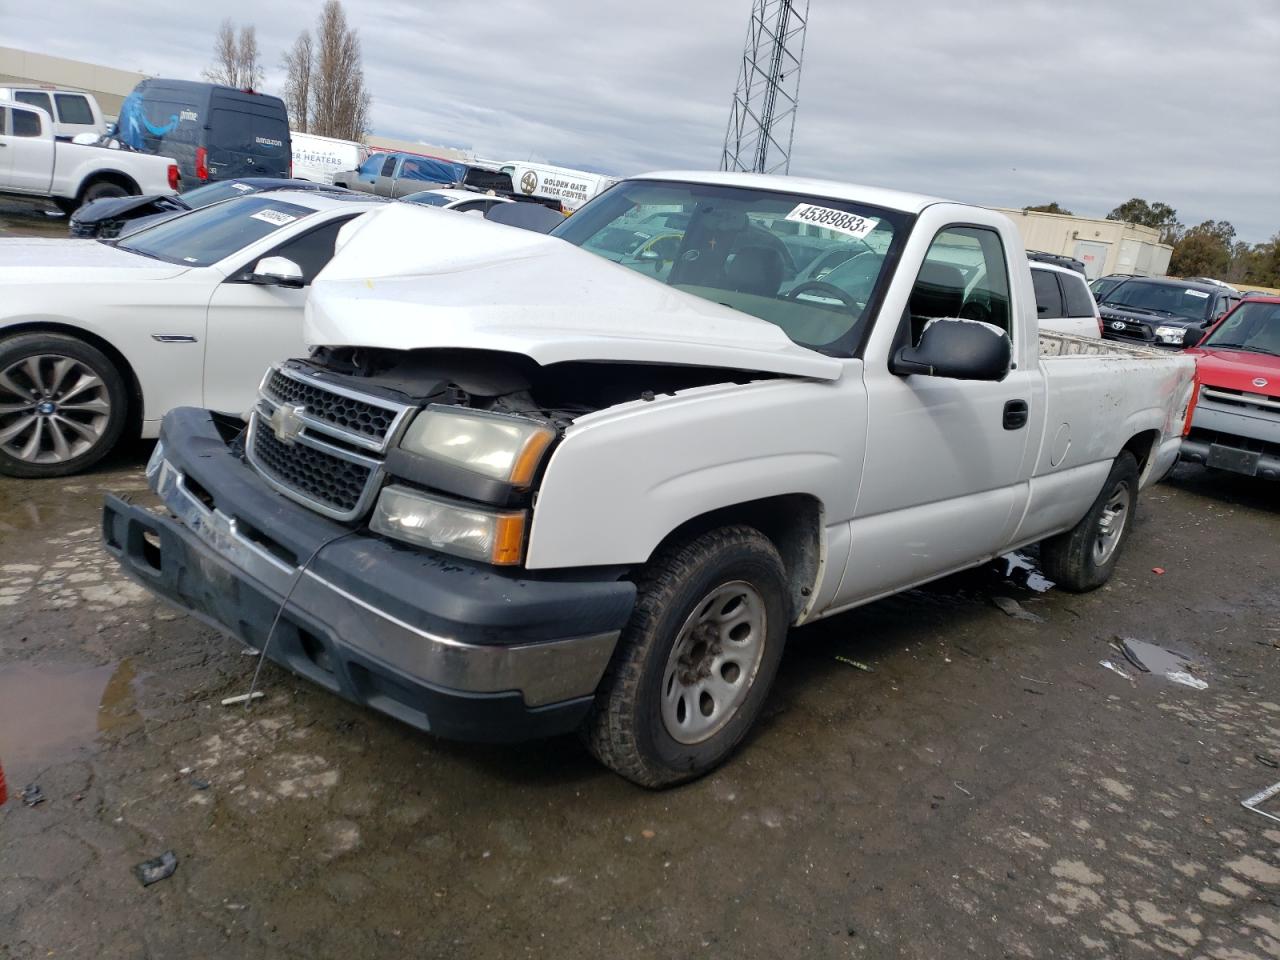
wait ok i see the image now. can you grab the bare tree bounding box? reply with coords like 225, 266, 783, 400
281, 32, 313, 132
309, 0, 371, 141
204, 19, 239, 86
203, 18, 263, 89
236, 25, 264, 90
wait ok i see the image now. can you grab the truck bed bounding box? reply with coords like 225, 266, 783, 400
1039, 331, 1172, 359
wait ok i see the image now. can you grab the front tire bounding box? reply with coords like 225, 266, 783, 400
1039, 452, 1140, 592
0, 333, 129, 478
584, 526, 791, 788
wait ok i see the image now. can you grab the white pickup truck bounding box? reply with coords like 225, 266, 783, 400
105, 172, 1196, 787
0, 100, 179, 212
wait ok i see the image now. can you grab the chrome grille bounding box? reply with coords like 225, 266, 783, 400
245, 365, 415, 522
262, 365, 409, 451
250, 421, 374, 516
1200, 387, 1280, 412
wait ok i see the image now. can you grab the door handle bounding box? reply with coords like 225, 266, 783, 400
1003, 399, 1029, 430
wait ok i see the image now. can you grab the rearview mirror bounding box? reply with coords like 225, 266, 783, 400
891, 318, 1012, 381
250, 256, 304, 288
1182, 327, 1203, 348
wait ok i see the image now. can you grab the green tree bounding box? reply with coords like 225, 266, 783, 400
1170, 220, 1236, 278
1023, 202, 1074, 215
1106, 198, 1183, 245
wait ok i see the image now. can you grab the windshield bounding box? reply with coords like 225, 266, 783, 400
180, 180, 263, 208
551, 180, 908, 353
1090, 277, 1125, 299
1200, 301, 1280, 356
1101, 280, 1214, 321
116, 195, 313, 266
401, 191, 455, 208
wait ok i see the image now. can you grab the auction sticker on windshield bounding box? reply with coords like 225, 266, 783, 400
1185, 289, 1210, 299
250, 209, 298, 227
785, 203, 879, 240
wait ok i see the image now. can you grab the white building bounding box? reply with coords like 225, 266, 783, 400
994, 208, 1173, 279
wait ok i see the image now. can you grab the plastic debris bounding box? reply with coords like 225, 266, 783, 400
835, 656, 873, 672
133, 851, 178, 886
1116, 637, 1207, 689
220, 691, 264, 706
1152, 567, 1166, 575
1255, 754, 1279, 769
992, 596, 1045, 622
20, 784, 45, 807
1099, 660, 1133, 681
191, 777, 211, 790
1165, 670, 1208, 690
1241, 780, 1280, 825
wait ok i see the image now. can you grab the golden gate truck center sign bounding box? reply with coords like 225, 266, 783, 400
520, 171, 594, 207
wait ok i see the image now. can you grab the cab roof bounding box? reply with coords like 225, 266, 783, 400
632, 170, 951, 215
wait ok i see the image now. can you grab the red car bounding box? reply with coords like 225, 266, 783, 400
1181, 295, 1280, 479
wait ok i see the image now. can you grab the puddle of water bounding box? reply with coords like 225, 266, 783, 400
996, 552, 1055, 593
0, 659, 139, 785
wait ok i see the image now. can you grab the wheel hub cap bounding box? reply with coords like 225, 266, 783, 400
0, 354, 112, 464
1093, 481, 1130, 564
660, 580, 768, 745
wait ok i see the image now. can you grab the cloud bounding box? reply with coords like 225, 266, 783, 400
6, 0, 1278, 240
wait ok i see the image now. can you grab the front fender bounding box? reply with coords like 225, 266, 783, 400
525, 376, 865, 569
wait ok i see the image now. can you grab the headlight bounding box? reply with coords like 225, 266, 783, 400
399, 405, 555, 487
1155, 325, 1185, 344
370, 485, 526, 565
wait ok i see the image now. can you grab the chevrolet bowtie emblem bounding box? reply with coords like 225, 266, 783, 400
268, 403, 307, 445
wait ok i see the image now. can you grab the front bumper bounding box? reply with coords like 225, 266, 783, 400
102, 408, 636, 741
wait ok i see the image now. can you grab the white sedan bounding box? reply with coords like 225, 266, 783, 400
0, 190, 386, 477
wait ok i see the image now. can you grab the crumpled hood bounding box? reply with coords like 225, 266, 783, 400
1189, 347, 1280, 392
306, 203, 842, 380
0, 238, 190, 282
70, 193, 187, 225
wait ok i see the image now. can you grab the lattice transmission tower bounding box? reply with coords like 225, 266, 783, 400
720, 0, 810, 175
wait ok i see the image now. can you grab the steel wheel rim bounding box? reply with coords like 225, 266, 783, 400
0, 354, 111, 464
660, 580, 767, 745
1093, 481, 1130, 564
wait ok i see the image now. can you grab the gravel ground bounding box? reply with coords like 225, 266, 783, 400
1, 209, 1278, 959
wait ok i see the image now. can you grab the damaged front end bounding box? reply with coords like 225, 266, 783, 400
248, 347, 766, 565
100, 345, 763, 740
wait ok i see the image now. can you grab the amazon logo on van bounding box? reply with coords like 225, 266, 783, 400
256, 137, 284, 147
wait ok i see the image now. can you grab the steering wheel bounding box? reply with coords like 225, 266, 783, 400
787, 281, 859, 310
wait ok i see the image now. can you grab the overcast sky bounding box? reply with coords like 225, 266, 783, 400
6, 0, 1278, 241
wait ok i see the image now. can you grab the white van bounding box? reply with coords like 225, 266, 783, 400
291, 131, 368, 184
498, 161, 617, 211
0, 87, 106, 140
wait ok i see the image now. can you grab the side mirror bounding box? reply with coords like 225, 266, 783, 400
249, 256, 304, 288
891, 317, 1012, 381
1182, 327, 1203, 348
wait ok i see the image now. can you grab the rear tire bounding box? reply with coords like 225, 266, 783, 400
0, 333, 129, 478
583, 526, 790, 788
1039, 452, 1140, 592
80, 180, 131, 204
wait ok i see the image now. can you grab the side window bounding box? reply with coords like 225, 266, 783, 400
54, 94, 94, 125
909, 225, 1011, 344
1031, 269, 1065, 319
0, 107, 6, 134
1061, 273, 1096, 317
11, 107, 42, 138
257, 217, 354, 285
380, 155, 398, 177
15, 91, 52, 116
358, 155, 383, 176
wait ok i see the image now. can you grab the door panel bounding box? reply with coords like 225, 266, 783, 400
2, 106, 55, 193
201, 217, 353, 413
834, 224, 1036, 606
202, 283, 306, 414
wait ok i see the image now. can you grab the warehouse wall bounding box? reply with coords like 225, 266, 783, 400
994, 208, 1173, 279
0, 46, 146, 118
